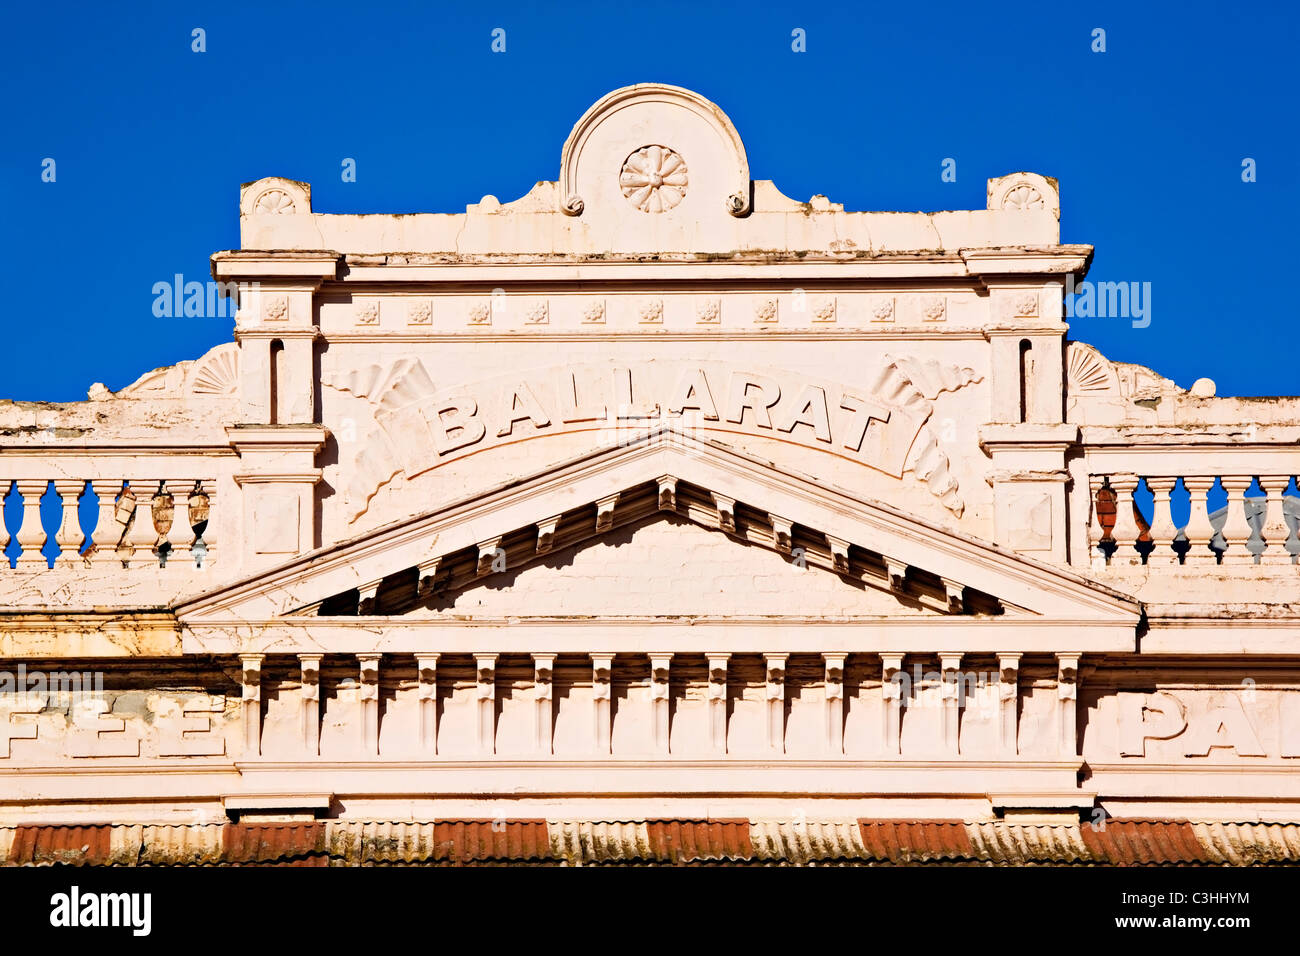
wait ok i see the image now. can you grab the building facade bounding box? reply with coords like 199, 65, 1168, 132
1, 84, 1298, 865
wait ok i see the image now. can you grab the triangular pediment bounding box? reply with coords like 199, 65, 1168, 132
176, 430, 1141, 634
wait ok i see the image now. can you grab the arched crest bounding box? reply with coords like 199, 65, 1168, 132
558, 84, 751, 217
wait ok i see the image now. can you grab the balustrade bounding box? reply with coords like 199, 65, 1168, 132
0, 478, 216, 570
1088, 473, 1298, 567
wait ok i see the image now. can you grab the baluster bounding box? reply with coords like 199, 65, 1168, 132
53, 480, 86, 568
1182, 477, 1217, 565
1108, 475, 1142, 566
14, 480, 49, 569
1087, 475, 1109, 569
191, 480, 213, 567
89, 479, 125, 566
165, 481, 193, 567
122, 480, 160, 567
1219, 476, 1256, 565
1259, 476, 1296, 564
151, 482, 174, 565
1145, 477, 1179, 565
0, 480, 11, 569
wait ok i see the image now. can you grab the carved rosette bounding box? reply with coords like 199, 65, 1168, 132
1012, 292, 1039, 318
263, 296, 288, 322
407, 300, 432, 325
813, 298, 837, 323
356, 301, 379, 326
920, 297, 947, 323
620, 146, 688, 213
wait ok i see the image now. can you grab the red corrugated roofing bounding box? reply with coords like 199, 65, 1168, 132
644, 819, 752, 862
222, 822, 328, 865
1079, 820, 1207, 865
429, 819, 551, 863
10, 824, 112, 866
857, 820, 975, 863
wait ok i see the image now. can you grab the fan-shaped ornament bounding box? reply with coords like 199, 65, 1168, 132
252, 189, 296, 215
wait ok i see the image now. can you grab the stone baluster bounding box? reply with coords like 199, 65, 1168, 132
88, 480, 125, 566
824, 654, 846, 755
1107, 475, 1142, 566
190, 480, 213, 567
151, 482, 174, 565
764, 654, 787, 754
707, 653, 729, 754
1087, 476, 1108, 569
165, 481, 193, 567
14, 480, 49, 569
1144, 477, 1179, 565
53, 480, 85, 568
1182, 477, 1218, 564
1259, 476, 1296, 564
649, 654, 671, 755
0, 480, 10, 569
122, 481, 160, 567
1219, 476, 1256, 565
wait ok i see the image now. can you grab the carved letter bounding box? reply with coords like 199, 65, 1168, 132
430, 397, 486, 455
1118, 691, 1187, 757
723, 372, 781, 429
559, 371, 605, 424
496, 381, 551, 436
666, 368, 719, 421
613, 367, 658, 419
775, 385, 832, 443
838, 391, 892, 452
1183, 697, 1266, 757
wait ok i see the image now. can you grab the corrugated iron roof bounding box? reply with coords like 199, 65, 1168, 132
9, 824, 112, 866
3, 819, 1300, 866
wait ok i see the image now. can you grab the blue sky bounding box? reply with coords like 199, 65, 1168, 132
2, 0, 1295, 400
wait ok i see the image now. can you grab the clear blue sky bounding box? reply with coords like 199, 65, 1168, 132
2, 0, 1295, 400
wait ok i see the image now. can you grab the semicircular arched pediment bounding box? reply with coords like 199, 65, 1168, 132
558, 83, 751, 219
